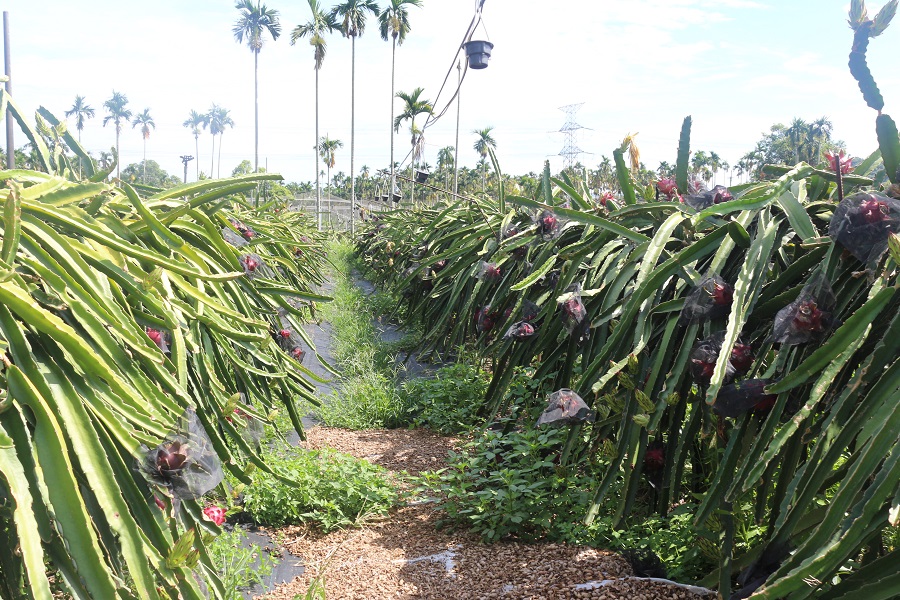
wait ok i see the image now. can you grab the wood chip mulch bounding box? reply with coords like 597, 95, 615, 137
256, 427, 714, 600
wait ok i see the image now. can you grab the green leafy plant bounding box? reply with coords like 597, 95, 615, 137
430, 425, 598, 543
243, 446, 398, 530
400, 363, 490, 433
206, 528, 279, 600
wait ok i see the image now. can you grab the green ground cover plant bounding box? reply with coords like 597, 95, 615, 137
242, 446, 398, 530
205, 528, 279, 600
399, 362, 490, 433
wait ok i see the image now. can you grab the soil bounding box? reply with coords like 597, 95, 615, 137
254, 426, 715, 600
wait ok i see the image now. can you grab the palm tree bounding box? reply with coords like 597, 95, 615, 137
437, 145, 454, 191
292, 0, 337, 230
318, 135, 343, 194
98, 151, 113, 172
786, 117, 807, 165
102, 91, 132, 179
183, 110, 209, 180
65, 95, 95, 177
807, 116, 833, 166
131, 109, 155, 184
208, 106, 235, 178
332, 0, 380, 234
379, 0, 423, 191
394, 87, 433, 201
472, 126, 496, 193
233, 0, 281, 174
708, 151, 722, 186
359, 164, 370, 199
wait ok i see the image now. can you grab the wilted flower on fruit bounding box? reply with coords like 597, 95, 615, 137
683, 185, 733, 211
476, 306, 498, 334
713, 379, 777, 418
542, 269, 561, 289
202, 505, 226, 526
536, 389, 596, 426
521, 300, 541, 322
730, 342, 754, 375
275, 324, 302, 353
657, 179, 678, 199
139, 410, 223, 500
643, 440, 666, 489
599, 191, 616, 207
239, 254, 263, 277
291, 347, 306, 363
558, 283, 587, 334
536, 210, 562, 240
145, 327, 170, 353
689, 178, 706, 194
679, 275, 733, 325
501, 223, 520, 239
432, 259, 447, 272
829, 192, 900, 266
478, 261, 502, 281
503, 321, 536, 341
644, 444, 665, 471
689, 332, 753, 385
771, 273, 835, 345
825, 150, 852, 174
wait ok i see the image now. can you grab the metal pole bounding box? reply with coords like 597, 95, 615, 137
453, 59, 461, 196
180, 155, 193, 183
4, 12, 13, 169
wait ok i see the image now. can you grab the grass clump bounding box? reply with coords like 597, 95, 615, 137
243, 446, 397, 531
305, 240, 409, 429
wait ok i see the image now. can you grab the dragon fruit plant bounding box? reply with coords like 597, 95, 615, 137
0, 93, 329, 599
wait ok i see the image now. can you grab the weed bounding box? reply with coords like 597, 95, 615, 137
303, 240, 410, 429
243, 446, 397, 531
206, 528, 279, 600
400, 363, 490, 433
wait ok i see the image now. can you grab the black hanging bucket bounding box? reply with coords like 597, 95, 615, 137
415, 169, 430, 184
464, 40, 494, 69
392, 191, 402, 203
380, 194, 389, 202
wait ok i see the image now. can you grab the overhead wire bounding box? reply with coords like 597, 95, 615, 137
390, 0, 487, 189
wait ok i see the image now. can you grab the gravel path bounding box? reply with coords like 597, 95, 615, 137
255, 427, 715, 600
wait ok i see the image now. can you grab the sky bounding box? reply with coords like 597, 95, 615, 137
4, 0, 900, 186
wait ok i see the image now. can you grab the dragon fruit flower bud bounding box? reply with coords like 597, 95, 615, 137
825, 150, 852, 175
657, 179, 678, 198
